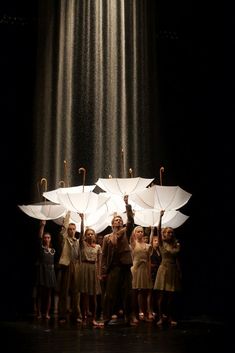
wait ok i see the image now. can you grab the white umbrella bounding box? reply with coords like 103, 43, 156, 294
133, 209, 189, 228
129, 184, 192, 211
96, 177, 154, 196
43, 185, 96, 204
98, 193, 143, 215
53, 208, 110, 234
43, 168, 109, 214
18, 201, 66, 221
18, 177, 66, 220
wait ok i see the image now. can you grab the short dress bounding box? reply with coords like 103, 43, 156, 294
35, 241, 57, 289
78, 242, 102, 295
154, 242, 181, 292
131, 242, 153, 289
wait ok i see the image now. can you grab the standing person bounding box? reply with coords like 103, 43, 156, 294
96, 233, 105, 321
130, 225, 153, 323
154, 210, 182, 327
101, 195, 136, 326
57, 220, 80, 323
149, 226, 162, 320
35, 220, 57, 320
78, 214, 102, 326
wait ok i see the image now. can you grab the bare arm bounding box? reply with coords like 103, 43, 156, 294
157, 210, 164, 246
79, 213, 85, 248
38, 220, 46, 239
124, 195, 134, 241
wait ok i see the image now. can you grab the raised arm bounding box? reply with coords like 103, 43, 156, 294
124, 195, 134, 240
38, 220, 46, 239
79, 213, 85, 247
149, 226, 155, 245
157, 210, 164, 246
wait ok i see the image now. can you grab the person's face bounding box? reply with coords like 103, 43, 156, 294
97, 235, 103, 245
67, 224, 76, 237
163, 228, 173, 241
135, 227, 144, 240
85, 230, 95, 243
112, 217, 123, 228
43, 233, 51, 245
143, 235, 149, 243
152, 236, 159, 249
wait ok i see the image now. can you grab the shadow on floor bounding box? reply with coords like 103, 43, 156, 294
0, 314, 227, 353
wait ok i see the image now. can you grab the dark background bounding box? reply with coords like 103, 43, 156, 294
0, 1, 230, 322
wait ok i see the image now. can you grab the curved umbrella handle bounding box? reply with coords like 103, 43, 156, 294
160, 166, 164, 186
79, 167, 86, 192
63, 160, 69, 187
40, 177, 48, 202
58, 180, 65, 188
40, 177, 48, 192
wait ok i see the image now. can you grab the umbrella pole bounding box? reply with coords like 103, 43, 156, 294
160, 166, 164, 186
58, 160, 69, 188
79, 167, 86, 192
121, 148, 125, 178
63, 159, 69, 187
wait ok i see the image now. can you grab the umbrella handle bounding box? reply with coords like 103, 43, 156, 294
40, 177, 48, 202
160, 166, 164, 186
58, 180, 65, 188
40, 177, 48, 192
79, 167, 86, 192
63, 160, 69, 187
121, 148, 125, 178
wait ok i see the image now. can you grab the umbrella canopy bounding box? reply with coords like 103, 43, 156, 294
98, 193, 143, 215
43, 185, 96, 204
18, 201, 66, 220
133, 209, 189, 228
129, 184, 192, 211
103, 209, 189, 229
53, 207, 110, 234
55, 190, 110, 214
96, 177, 154, 196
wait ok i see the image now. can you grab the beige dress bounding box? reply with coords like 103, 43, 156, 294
154, 242, 181, 292
131, 242, 153, 289
78, 242, 102, 295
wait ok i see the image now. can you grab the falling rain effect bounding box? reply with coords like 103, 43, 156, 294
32, 0, 160, 199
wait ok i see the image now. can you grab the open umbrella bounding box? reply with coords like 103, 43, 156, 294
44, 168, 110, 214
18, 178, 66, 220
96, 176, 154, 196
53, 207, 110, 234
133, 209, 189, 228
102, 209, 189, 229
43, 185, 96, 204
98, 193, 142, 215
129, 184, 192, 211
18, 201, 66, 220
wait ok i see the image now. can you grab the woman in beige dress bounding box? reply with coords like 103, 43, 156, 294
78, 214, 102, 327
154, 210, 182, 327
130, 226, 153, 323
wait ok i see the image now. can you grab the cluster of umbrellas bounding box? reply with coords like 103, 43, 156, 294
18, 167, 192, 233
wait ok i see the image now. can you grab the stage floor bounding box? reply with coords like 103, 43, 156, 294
0, 315, 226, 353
